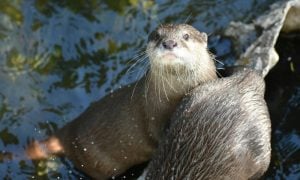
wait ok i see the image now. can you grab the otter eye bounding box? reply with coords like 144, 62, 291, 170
183, 34, 189, 40
149, 31, 160, 42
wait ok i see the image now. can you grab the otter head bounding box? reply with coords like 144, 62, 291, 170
146, 24, 216, 83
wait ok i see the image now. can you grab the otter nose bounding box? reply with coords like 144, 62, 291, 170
162, 40, 177, 50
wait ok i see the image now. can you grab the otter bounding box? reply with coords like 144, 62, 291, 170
27, 24, 217, 179
145, 68, 271, 180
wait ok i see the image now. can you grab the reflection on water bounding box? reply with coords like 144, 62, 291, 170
0, 0, 299, 179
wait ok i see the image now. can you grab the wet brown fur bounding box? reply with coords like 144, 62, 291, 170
146, 69, 271, 180
27, 24, 217, 179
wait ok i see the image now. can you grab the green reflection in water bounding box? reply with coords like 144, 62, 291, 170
0, 0, 157, 178
0, 128, 18, 146
0, 0, 23, 25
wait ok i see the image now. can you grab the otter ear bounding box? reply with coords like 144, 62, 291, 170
201, 32, 208, 42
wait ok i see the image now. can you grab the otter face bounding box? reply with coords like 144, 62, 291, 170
147, 24, 210, 71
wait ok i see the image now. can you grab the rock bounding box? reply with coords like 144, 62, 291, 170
225, 0, 300, 77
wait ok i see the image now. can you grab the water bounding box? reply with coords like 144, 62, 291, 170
1, 0, 299, 179
264, 33, 300, 179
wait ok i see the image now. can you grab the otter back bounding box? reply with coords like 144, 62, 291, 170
146, 69, 271, 180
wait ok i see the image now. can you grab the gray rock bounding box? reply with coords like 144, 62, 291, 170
225, 0, 300, 77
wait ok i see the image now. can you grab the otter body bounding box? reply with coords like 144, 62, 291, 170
27, 24, 217, 179
146, 69, 271, 180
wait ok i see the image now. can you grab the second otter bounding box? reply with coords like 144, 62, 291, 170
27, 24, 217, 179
145, 69, 271, 179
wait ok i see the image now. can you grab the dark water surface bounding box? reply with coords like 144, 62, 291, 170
0, 0, 299, 179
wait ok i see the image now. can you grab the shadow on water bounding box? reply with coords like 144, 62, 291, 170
0, 0, 299, 179
264, 32, 300, 180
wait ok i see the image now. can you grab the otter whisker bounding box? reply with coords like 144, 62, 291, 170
173, 65, 181, 93
125, 53, 148, 77
127, 55, 149, 76
131, 57, 149, 100
209, 57, 224, 78
184, 13, 193, 24
161, 77, 170, 102
126, 61, 149, 79
158, 63, 165, 102
126, 50, 147, 63
214, 59, 224, 66
130, 77, 141, 100
145, 70, 152, 104
151, 64, 162, 104
165, 66, 178, 93
125, 51, 147, 70
216, 69, 223, 78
